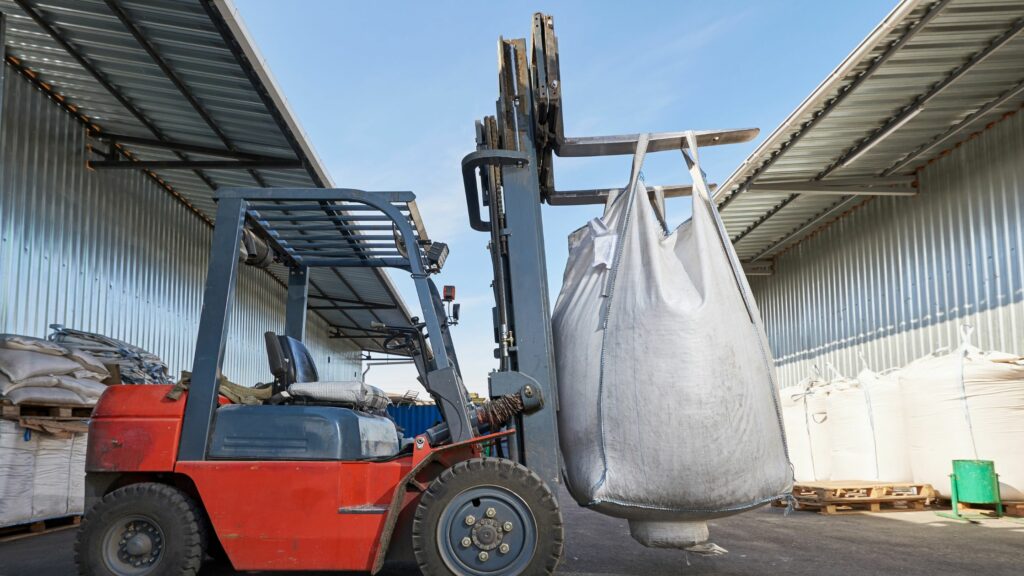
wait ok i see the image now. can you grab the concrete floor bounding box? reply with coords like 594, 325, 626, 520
2, 495, 1022, 576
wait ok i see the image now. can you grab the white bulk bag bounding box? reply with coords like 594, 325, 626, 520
552, 133, 792, 549
827, 369, 911, 482
900, 326, 1024, 499
779, 378, 832, 482
0, 420, 38, 527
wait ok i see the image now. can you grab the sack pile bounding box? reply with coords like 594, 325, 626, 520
552, 133, 792, 550
900, 327, 1024, 500
0, 420, 86, 527
0, 335, 109, 407
50, 325, 172, 385
779, 327, 1024, 501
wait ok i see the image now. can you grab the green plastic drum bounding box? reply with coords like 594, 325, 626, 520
951, 460, 1001, 504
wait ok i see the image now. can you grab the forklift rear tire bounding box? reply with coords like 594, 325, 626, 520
412, 458, 563, 576
75, 482, 206, 576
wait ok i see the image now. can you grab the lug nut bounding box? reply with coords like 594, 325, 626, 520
499, 543, 510, 554
478, 551, 489, 562
461, 537, 472, 548
465, 515, 476, 526
503, 521, 513, 532
485, 507, 497, 518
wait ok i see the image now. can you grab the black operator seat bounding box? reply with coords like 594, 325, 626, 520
206, 332, 400, 462
263, 331, 391, 413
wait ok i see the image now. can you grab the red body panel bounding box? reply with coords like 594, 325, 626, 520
85, 386, 514, 572
87, 385, 184, 472
176, 460, 411, 571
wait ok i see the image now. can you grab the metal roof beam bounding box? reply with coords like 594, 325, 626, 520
747, 183, 917, 196
104, 0, 271, 188
747, 196, 865, 263
308, 304, 395, 311
755, 176, 917, 186
90, 132, 292, 162
13, 0, 220, 191
832, 15, 1024, 173
718, 0, 952, 213
884, 77, 1024, 175
729, 8, 1022, 248
742, 262, 774, 276
89, 159, 302, 170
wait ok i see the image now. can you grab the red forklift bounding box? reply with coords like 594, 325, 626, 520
76, 14, 756, 576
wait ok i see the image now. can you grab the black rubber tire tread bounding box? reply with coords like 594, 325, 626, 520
75, 482, 206, 576
412, 457, 563, 576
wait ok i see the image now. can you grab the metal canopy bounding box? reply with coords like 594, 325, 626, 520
0, 0, 414, 351
716, 0, 1024, 264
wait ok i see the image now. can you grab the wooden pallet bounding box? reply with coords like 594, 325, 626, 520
1, 401, 93, 419
791, 481, 935, 515
1, 401, 92, 436
938, 499, 1024, 518
0, 515, 81, 542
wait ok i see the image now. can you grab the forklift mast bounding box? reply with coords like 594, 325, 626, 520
462, 13, 759, 486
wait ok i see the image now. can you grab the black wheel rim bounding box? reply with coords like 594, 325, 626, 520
436, 485, 537, 576
100, 514, 165, 576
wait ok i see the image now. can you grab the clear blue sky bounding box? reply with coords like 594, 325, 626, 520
233, 0, 898, 394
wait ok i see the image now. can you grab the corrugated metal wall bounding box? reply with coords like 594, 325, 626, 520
0, 68, 362, 384
750, 110, 1024, 387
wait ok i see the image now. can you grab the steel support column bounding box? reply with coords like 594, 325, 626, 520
178, 197, 246, 461
0, 12, 6, 184
285, 266, 309, 341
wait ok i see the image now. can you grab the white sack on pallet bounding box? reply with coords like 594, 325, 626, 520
0, 421, 87, 527
0, 420, 38, 526
552, 133, 792, 549
779, 378, 832, 482
827, 369, 911, 482
33, 432, 75, 519
900, 326, 1024, 500
69, 434, 87, 513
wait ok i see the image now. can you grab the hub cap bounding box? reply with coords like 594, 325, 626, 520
101, 515, 164, 576
437, 486, 537, 575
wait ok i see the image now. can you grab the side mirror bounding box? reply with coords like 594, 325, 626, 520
452, 303, 461, 323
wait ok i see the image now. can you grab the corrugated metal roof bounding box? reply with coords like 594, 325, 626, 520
717, 0, 1024, 265
0, 0, 414, 352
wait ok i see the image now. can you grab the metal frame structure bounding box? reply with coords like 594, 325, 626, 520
461, 13, 759, 486
178, 188, 473, 461
1, 1, 414, 350
715, 0, 1024, 265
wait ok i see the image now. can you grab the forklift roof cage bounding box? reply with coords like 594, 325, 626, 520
178, 188, 473, 461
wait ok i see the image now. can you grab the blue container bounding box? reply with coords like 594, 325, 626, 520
387, 404, 442, 437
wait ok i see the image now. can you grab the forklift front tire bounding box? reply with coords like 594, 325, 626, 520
75, 482, 206, 576
412, 458, 563, 576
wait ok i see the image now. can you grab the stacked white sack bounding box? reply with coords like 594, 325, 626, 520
779, 376, 832, 482
900, 326, 1024, 500
552, 133, 792, 550
0, 420, 87, 527
827, 369, 911, 482
0, 335, 108, 406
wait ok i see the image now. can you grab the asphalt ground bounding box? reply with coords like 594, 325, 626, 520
2, 491, 1022, 576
